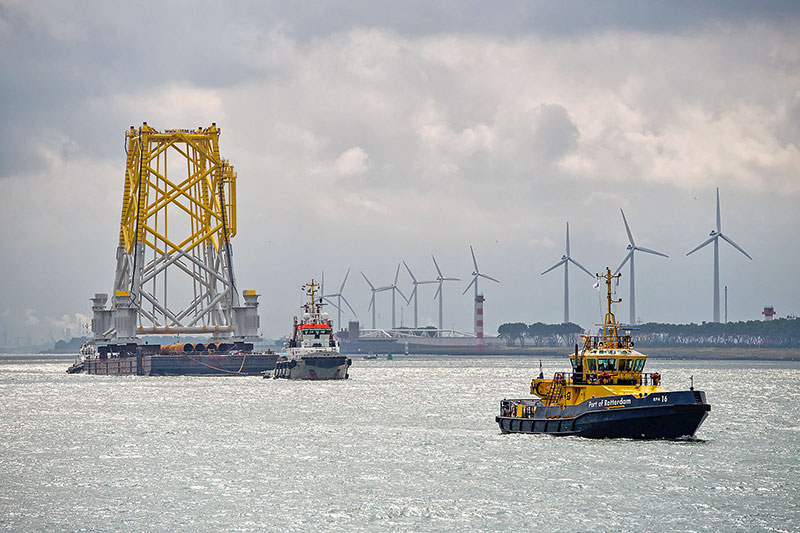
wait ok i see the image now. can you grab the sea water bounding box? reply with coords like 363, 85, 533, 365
0, 355, 797, 532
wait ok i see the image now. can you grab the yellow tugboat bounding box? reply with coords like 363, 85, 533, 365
496, 268, 711, 439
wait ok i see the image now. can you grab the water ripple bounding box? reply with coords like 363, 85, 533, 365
0, 355, 797, 532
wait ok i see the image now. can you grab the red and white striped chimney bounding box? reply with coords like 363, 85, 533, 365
475, 294, 485, 352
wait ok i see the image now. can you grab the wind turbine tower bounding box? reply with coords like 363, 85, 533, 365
361, 272, 385, 329
686, 188, 752, 323
432, 255, 460, 335
403, 261, 437, 328
541, 222, 594, 324
613, 209, 668, 325
462, 245, 499, 351
387, 263, 409, 329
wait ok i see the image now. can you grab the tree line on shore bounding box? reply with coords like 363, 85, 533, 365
497, 318, 800, 348
497, 322, 584, 347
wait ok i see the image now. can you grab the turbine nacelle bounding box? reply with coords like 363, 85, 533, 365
431, 253, 460, 332
686, 187, 752, 323
613, 209, 669, 324
463, 245, 499, 296
321, 268, 358, 329
541, 222, 593, 324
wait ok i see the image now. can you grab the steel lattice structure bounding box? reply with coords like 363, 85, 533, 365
91, 123, 260, 345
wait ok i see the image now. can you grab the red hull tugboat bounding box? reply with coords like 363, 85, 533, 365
272, 280, 351, 380
496, 268, 710, 439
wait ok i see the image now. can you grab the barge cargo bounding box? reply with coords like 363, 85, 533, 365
84, 352, 277, 376
75, 340, 277, 376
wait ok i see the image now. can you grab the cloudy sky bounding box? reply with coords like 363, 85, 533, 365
1, 1, 798, 344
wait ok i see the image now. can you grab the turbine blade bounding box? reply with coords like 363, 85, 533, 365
431, 254, 443, 277
479, 273, 500, 283
565, 222, 570, 257
394, 263, 401, 285
368, 295, 374, 311
360, 271, 375, 290
403, 260, 416, 283
396, 286, 410, 304
614, 250, 633, 275
470, 245, 479, 272
686, 235, 716, 256
541, 258, 567, 275
409, 285, 417, 301
462, 276, 477, 295
444, 277, 460, 281
568, 257, 594, 278
635, 246, 668, 258
434, 283, 442, 300
620, 209, 635, 246
322, 297, 341, 312
716, 187, 721, 233
339, 267, 350, 293
340, 295, 358, 318
719, 233, 752, 260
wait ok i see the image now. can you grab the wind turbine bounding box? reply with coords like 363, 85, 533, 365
403, 261, 437, 329
541, 222, 594, 324
432, 254, 460, 335
613, 209, 668, 325
387, 263, 409, 329
361, 271, 390, 329
320, 269, 341, 319
687, 187, 752, 323
462, 245, 499, 335
322, 268, 358, 331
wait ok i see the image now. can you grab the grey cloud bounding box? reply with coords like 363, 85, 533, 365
530, 104, 579, 162
1, 3, 799, 340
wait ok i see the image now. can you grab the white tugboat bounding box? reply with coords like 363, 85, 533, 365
272, 280, 352, 380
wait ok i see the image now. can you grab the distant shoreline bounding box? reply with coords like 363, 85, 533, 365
474, 346, 800, 361
348, 346, 800, 361
3, 347, 800, 363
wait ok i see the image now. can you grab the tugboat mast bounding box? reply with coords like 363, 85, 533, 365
598, 267, 623, 349
303, 280, 321, 314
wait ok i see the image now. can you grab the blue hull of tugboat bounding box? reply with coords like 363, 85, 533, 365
496, 391, 711, 439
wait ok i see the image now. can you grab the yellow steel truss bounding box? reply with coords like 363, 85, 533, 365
118, 122, 236, 257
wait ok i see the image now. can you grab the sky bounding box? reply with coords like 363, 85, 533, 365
1, 1, 799, 344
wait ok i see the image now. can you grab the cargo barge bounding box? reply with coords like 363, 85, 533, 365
78, 341, 277, 376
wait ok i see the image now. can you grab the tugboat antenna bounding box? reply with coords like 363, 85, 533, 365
303, 280, 322, 313
596, 267, 623, 348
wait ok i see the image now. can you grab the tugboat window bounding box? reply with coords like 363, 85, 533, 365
634, 359, 645, 371
598, 358, 617, 371
587, 359, 597, 371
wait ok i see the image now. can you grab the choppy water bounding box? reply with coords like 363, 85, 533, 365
1, 354, 798, 532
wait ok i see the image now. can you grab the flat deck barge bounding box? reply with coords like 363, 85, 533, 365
84, 353, 278, 376
78, 341, 278, 376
